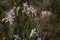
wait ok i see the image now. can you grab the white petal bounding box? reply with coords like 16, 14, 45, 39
23, 2, 28, 7
17, 7, 20, 10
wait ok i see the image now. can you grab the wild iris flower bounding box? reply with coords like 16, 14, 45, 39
30, 28, 38, 38
5, 8, 15, 25
22, 2, 37, 17
29, 5, 37, 16
13, 35, 21, 40
2, 6, 20, 24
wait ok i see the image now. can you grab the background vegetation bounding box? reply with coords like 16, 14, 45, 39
0, 0, 60, 40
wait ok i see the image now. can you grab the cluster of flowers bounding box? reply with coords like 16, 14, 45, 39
22, 2, 37, 17
13, 28, 41, 40
2, 2, 52, 25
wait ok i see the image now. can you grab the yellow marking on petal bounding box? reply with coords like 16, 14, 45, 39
2, 18, 5, 22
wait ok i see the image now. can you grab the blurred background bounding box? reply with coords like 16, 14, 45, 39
0, 0, 60, 40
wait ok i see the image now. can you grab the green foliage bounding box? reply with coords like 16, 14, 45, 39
0, 0, 60, 40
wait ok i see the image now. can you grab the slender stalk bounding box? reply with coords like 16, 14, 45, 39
9, 24, 13, 40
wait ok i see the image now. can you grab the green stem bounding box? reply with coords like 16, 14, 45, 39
9, 24, 13, 40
